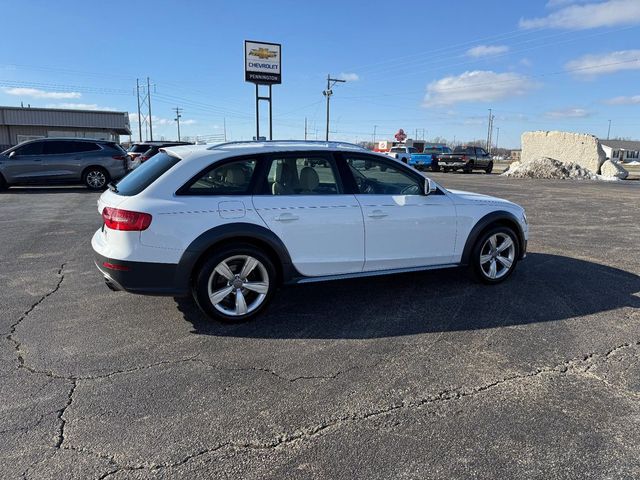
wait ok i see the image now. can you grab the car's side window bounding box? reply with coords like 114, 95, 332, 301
346, 156, 422, 195
43, 141, 73, 155
261, 156, 341, 195
182, 159, 257, 195
14, 142, 43, 156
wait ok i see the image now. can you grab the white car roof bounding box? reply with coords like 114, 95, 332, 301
162, 140, 371, 162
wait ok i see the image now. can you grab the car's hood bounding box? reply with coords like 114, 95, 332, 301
447, 189, 520, 209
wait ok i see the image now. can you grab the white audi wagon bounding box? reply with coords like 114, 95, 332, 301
92, 141, 528, 322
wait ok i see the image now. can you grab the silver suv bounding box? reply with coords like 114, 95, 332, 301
0, 138, 129, 190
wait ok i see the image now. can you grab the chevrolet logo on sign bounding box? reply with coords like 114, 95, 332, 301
245, 40, 282, 85
249, 47, 277, 60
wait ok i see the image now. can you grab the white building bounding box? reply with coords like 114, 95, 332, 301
599, 139, 640, 162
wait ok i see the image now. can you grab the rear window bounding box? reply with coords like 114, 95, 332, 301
454, 146, 473, 154
390, 147, 405, 153
128, 144, 151, 153
114, 152, 179, 196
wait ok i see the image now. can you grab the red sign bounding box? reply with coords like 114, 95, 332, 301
394, 129, 407, 143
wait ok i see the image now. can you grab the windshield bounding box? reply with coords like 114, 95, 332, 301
114, 152, 180, 196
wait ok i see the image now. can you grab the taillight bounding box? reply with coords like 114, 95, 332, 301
460, 155, 467, 160
139, 155, 148, 162
102, 207, 152, 231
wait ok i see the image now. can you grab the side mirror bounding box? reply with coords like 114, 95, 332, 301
8, 151, 16, 158
424, 178, 437, 195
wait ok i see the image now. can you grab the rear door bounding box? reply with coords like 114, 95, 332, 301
342, 153, 457, 271
252, 152, 364, 277
41, 140, 88, 180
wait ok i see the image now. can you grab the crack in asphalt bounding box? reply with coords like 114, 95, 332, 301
48, 340, 640, 477
6, 263, 66, 369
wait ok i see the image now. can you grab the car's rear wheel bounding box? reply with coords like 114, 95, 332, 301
471, 227, 518, 284
442, 168, 450, 173
83, 167, 109, 190
485, 161, 494, 174
193, 245, 277, 323
463, 162, 474, 174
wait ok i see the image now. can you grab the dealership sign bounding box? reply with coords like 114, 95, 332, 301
244, 40, 281, 85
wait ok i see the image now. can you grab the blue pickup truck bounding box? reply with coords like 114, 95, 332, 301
408, 145, 452, 171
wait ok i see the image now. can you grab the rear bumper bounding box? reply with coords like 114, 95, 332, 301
440, 161, 467, 168
94, 253, 189, 296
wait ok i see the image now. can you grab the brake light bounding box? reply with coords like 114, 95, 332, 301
102, 207, 152, 231
102, 261, 130, 271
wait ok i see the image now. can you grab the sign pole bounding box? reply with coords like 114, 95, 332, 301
255, 83, 260, 141
268, 84, 273, 141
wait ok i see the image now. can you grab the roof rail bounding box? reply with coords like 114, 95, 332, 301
206, 140, 369, 151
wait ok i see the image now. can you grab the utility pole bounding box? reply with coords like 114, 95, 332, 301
174, 107, 182, 141
607, 119, 612, 140
373, 125, 377, 144
495, 127, 500, 152
147, 77, 153, 141
323, 74, 346, 141
304, 117, 308, 140
223, 117, 227, 142
486, 108, 493, 151
136, 79, 142, 142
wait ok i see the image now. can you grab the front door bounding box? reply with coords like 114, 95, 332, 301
252, 152, 364, 277
1, 141, 47, 183
343, 154, 457, 271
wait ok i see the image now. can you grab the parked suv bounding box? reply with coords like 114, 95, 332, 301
92, 141, 528, 322
0, 138, 128, 190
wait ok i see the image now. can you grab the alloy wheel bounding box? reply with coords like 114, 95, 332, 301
87, 170, 106, 188
479, 233, 516, 280
207, 255, 270, 317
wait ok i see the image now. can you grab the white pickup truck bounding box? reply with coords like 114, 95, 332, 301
385, 145, 417, 163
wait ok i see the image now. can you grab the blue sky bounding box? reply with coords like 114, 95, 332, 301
1, 0, 639, 148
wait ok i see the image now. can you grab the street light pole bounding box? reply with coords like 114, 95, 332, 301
324, 74, 346, 141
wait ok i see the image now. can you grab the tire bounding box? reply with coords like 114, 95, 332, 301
485, 161, 494, 174
192, 244, 277, 323
471, 226, 519, 284
463, 162, 473, 174
431, 164, 441, 172
442, 168, 450, 173
0, 174, 7, 191
83, 167, 110, 190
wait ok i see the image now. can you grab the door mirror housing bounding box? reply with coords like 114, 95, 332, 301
424, 178, 437, 195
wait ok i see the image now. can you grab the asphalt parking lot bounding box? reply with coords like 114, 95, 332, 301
1, 173, 639, 479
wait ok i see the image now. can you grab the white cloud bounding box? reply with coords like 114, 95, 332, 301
604, 94, 640, 105
45, 103, 116, 111
520, 0, 640, 29
546, 0, 595, 8
3, 87, 81, 99
466, 45, 509, 58
565, 49, 640, 76
338, 72, 359, 81
181, 119, 197, 125
423, 70, 535, 106
545, 107, 591, 118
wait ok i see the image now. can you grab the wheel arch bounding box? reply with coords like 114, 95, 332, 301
81, 164, 109, 180
175, 222, 297, 292
460, 211, 525, 266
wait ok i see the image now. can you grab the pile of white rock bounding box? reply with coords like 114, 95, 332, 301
502, 131, 629, 180
503, 157, 596, 179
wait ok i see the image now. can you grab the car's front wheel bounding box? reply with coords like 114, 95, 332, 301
471, 227, 518, 284
193, 245, 277, 322
83, 167, 110, 190
485, 161, 494, 174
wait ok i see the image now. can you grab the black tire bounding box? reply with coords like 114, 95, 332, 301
463, 162, 473, 174
83, 167, 110, 190
471, 226, 519, 284
442, 168, 450, 173
485, 161, 494, 174
192, 244, 277, 323
0, 174, 7, 191
431, 163, 441, 172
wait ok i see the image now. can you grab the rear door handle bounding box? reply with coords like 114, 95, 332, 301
368, 210, 388, 219
274, 213, 299, 222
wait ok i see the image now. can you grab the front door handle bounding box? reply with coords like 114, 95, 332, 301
274, 213, 299, 222
368, 210, 388, 219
